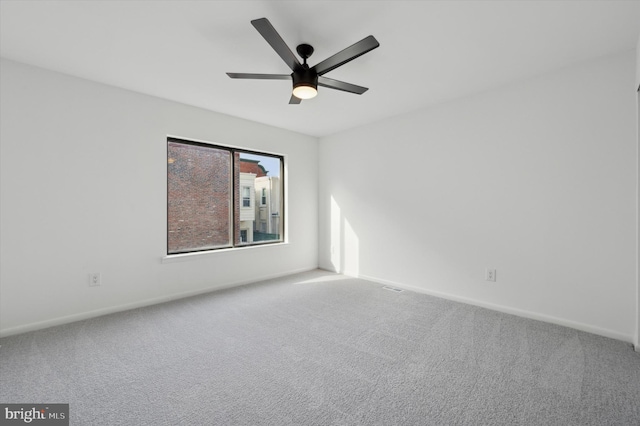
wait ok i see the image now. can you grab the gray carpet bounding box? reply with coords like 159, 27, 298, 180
1, 270, 639, 425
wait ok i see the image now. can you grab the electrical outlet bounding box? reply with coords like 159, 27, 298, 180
485, 269, 496, 282
89, 273, 101, 287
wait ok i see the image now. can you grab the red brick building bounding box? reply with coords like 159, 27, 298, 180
239, 159, 267, 177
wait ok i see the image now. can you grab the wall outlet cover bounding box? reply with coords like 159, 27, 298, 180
485, 269, 496, 282
89, 273, 101, 286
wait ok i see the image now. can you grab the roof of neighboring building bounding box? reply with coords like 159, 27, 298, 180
239, 159, 267, 177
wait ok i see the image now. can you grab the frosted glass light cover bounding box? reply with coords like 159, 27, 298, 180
292, 85, 317, 99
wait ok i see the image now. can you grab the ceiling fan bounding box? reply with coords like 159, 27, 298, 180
227, 18, 380, 104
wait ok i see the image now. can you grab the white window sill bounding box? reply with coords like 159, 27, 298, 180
162, 241, 289, 263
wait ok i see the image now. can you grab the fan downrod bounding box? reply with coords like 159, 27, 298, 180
296, 44, 314, 64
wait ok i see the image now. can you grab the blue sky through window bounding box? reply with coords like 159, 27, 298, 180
240, 153, 280, 177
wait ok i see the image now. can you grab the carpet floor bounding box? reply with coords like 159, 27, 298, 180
1, 269, 639, 425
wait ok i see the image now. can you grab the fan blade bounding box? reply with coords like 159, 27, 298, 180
312, 35, 379, 76
251, 18, 301, 72
227, 73, 291, 80
318, 76, 368, 95
289, 94, 302, 104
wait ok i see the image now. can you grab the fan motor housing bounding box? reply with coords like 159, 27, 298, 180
292, 68, 318, 90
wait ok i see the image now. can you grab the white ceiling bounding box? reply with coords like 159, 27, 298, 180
1, 1, 639, 138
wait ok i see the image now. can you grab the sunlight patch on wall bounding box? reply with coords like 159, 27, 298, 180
330, 196, 341, 272
329, 195, 360, 276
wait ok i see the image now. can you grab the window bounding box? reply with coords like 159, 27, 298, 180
167, 138, 284, 254
242, 186, 251, 207
261, 188, 267, 205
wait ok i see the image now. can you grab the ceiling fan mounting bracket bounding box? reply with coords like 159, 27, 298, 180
296, 44, 314, 63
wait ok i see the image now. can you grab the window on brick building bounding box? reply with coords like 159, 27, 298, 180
167, 138, 284, 254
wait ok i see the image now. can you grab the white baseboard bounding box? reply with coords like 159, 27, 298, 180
356, 273, 633, 344
0, 266, 317, 338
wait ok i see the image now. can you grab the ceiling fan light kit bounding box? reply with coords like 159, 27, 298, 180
227, 18, 379, 104
292, 73, 317, 101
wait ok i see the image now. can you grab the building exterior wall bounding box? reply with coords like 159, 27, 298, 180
239, 172, 256, 222
239, 171, 257, 244
167, 142, 231, 253
255, 176, 281, 236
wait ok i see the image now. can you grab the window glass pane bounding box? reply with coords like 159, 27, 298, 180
236, 152, 283, 245
167, 142, 231, 253
242, 187, 251, 207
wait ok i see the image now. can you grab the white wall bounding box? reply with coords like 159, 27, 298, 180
0, 58, 318, 337
636, 34, 640, 89
636, 89, 639, 350
319, 50, 638, 342
636, 34, 640, 350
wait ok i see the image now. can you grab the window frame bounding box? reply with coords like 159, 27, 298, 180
166, 137, 285, 256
